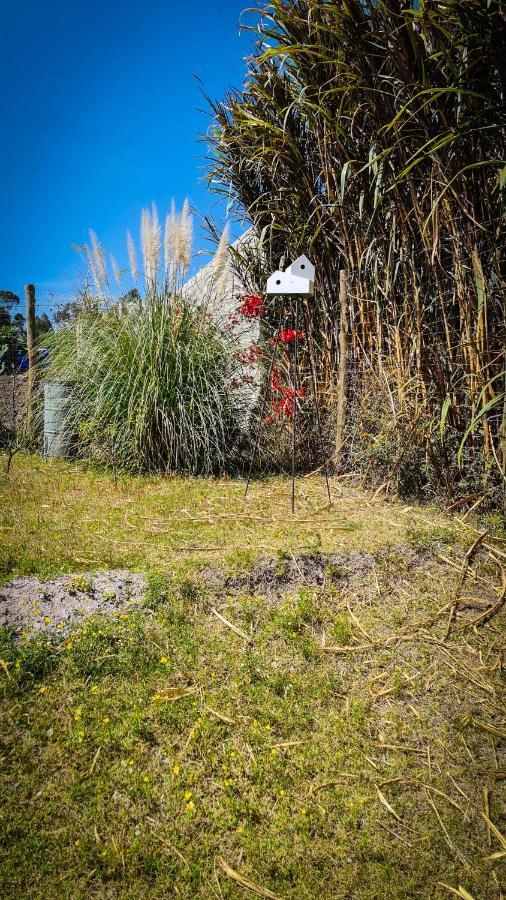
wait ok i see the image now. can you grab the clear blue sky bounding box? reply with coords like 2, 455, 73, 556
0, 0, 252, 315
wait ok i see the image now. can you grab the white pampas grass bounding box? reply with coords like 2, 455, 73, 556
179, 198, 193, 275
150, 202, 161, 282
89, 229, 108, 287
164, 212, 172, 276
127, 230, 138, 284
140, 205, 161, 289
84, 242, 102, 296
110, 254, 121, 284
140, 207, 151, 283
213, 223, 230, 281
216, 258, 231, 302
82, 199, 194, 306
170, 200, 180, 281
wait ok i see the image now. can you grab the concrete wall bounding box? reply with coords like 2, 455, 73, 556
182, 232, 261, 413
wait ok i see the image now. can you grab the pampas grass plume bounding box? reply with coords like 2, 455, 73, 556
213, 224, 230, 284
127, 230, 138, 284
179, 198, 193, 275
110, 254, 121, 284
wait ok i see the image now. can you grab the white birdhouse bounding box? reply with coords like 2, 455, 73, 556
286, 255, 315, 281
265, 267, 314, 297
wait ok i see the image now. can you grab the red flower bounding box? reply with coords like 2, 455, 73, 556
272, 328, 304, 345
237, 294, 265, 319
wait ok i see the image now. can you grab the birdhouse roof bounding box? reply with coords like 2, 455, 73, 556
286, 255, 315, 278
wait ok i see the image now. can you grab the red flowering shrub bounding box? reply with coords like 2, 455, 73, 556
270, 386, 307, 418
237, 293, 265, 319
263, 366, 307, 422
234, 343, 264, 367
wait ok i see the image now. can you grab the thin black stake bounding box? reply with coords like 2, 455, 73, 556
291, 296, 300, 513
302, 303, 332, 504
244, 310, 284, 498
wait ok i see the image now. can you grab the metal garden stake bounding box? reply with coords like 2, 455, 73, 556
245, 256, 331, 512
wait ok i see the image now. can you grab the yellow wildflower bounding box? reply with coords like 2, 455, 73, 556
172, 763, 180, 775
102, 716, 110, 724
160, 656, 168, 665
186, 800, 195, 812
184, 790, 193, 801
38, 685, 47, 694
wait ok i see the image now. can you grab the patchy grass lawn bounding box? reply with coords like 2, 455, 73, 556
0, 453, 462, 583
0, 454, 505, 898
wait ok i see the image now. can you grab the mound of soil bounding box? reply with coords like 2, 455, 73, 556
203, 550, 384, 595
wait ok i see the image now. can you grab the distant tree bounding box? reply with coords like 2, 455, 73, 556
35, 313, 53, 339
118, 287, 141, 305
53, 301, 83, 325
0, 291, 25, 469
13, 312, 25, 331
0, 291, 20, 330
0, 290, 20, 309
0, 303, 25, 362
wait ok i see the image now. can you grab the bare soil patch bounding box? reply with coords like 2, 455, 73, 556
203, 545, 423, 595
0, 570, 146, 637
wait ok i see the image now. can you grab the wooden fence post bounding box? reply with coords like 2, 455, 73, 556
25, 283, 36, 424
335, 269, 348, 471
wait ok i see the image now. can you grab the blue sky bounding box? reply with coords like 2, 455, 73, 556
0, 0, 253, 315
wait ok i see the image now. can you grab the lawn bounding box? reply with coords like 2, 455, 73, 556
0, 454, 462, 582
0, 454, 505, 899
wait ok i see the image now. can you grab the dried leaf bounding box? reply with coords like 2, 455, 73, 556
217, 857, 281, 899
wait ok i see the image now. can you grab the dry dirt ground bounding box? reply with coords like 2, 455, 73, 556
0, 571, 147, 636
0, 547, 421, 637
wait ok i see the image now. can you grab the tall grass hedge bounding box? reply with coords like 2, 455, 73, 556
43, 295, 243, 474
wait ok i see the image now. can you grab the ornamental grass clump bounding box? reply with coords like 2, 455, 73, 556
36, 200, 246, 474
44, 295, 241, 474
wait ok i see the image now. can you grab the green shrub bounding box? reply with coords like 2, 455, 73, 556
42, 294, 243, 474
